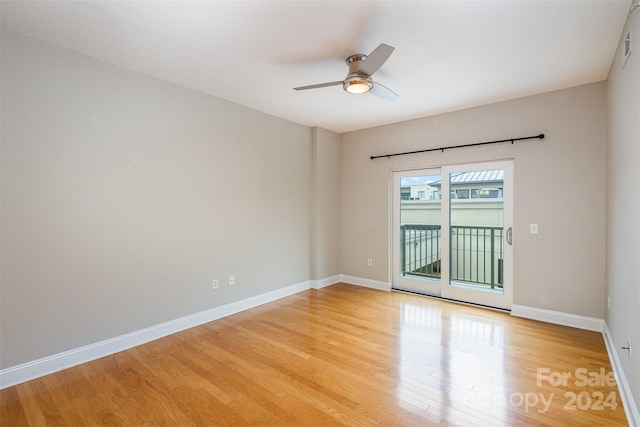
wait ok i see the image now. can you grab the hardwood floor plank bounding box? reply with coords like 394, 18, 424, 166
1, 385, 29, 426
0, 283, 629, 426
24, 378, 66, 425
14, 383, 48, 426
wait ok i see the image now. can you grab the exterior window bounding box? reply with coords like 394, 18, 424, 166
401, 187, 410, 200
478, 188, 502, 198
417, 191, 425, 199
455, 189, 470, 199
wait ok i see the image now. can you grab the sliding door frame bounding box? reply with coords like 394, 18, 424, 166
391, 159, 514, 310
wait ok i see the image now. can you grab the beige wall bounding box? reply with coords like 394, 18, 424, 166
0, 31, 312, 368
340, 82, 607, 318
310, 127, 341, 281
606, 7, 640, 413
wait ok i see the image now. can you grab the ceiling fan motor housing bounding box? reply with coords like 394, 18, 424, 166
343, 54, 373, 94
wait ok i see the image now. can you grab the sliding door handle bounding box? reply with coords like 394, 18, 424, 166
506, 227, 513, 245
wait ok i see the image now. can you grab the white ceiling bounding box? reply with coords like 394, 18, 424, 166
0, 1, 631, 133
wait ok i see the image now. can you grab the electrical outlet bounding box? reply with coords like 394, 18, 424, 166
229, 275, 235, 286
367, 258, 372, 266
213, 279, 219, 290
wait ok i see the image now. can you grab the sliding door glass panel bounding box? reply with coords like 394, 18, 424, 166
392, 169, 442, 296
449, 169, 504, 293
440, 161, 513, 310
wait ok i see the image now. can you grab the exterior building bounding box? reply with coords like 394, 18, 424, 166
430, 169, 504, 199
400, 183, 437, 200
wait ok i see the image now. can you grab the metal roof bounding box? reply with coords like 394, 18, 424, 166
430, 170, 504, 187
451, 169, 504, 184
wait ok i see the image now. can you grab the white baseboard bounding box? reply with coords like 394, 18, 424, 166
339, 274, 391, 291
0, 280, 311, 390
310, 275, 341, 289
603, 323, 640, 427
510, 304, 604, 332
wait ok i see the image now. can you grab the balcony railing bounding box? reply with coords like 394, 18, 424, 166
400, 224, 504, 289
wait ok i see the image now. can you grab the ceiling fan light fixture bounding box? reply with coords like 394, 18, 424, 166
344, 77, 373, 94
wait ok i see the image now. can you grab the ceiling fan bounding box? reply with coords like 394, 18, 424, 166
293, 43, 398, 101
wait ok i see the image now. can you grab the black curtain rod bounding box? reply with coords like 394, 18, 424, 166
370, 133, 545, 160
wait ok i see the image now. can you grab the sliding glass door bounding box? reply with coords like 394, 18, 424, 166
392, 160, 513, 310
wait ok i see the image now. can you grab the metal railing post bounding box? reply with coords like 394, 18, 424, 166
401, 224, 406, 275
490, 228, 495, 289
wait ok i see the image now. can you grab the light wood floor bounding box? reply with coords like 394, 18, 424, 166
1, 283, 628, 426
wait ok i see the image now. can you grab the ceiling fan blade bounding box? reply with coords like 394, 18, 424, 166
370, 81, 398, 101
359, 43, 394, 76
294, 81, 343, 91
